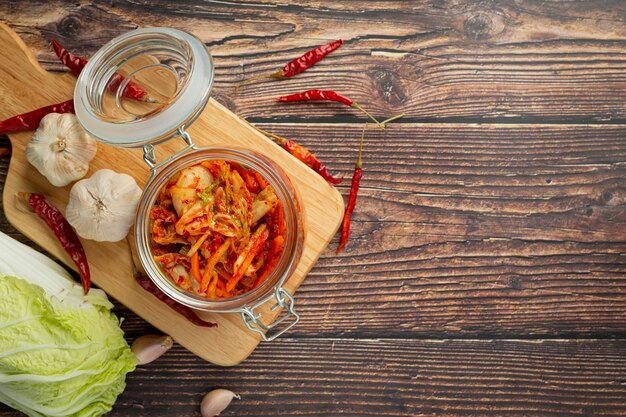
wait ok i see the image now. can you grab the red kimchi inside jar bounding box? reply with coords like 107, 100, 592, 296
150, 160, 286, 299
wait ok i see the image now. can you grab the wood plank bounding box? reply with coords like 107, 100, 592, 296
4, 338, 626, 416
3, 123, 626, 337
0, 23, 344, 366
1, 2, 625, 417
255, 123, 626, 337
0, 1, 625, 122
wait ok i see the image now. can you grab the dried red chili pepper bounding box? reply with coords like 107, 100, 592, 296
20, 192, 91, 294
283, 140, 343, 184
135, 273, 217, 328
278, 90, 384, 127
106, 73, 150, 102
52, 39, 87, 77
337, 125, 366, 254
272, 39, 343, 79
0, 99, 74, 135
252, 126, 343, 184
52, 39, 149, 102
240, 39, 343, 86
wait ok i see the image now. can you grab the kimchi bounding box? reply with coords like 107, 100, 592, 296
150, 160, 286, 298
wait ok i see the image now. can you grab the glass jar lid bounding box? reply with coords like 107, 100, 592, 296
74, 27, 214, 147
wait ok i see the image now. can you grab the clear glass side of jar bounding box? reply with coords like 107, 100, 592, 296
135, 147, 304, 312
74, 27, 214, 148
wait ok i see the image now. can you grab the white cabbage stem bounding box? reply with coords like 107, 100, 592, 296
131, 335, 173, 365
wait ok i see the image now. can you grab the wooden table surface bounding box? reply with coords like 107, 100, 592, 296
1, 1, 626, 416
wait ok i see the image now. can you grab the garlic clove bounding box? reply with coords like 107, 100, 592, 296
201, 389, 240, 417
66, 169, 142, 242
131, 334, 174, 365
26, 113, 97, 187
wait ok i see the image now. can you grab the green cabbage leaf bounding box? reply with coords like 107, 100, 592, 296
0, 232, 137, 417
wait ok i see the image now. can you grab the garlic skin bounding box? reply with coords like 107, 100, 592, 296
201, 389, 240, 417
26, 113, 97, 187
131, 334, 174, 365
66, 169, 142, 242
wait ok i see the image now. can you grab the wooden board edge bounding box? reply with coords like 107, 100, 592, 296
214, 192, 344, 367
2, 134, 346, 368
0, 23, 348, 365
1, 117, 346, 366
0, 23, 50, 78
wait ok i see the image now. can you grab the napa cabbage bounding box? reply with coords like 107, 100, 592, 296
0, 232, 137, 417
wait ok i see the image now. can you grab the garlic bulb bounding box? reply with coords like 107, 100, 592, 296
26, 113, 97, 187
66, 169, 142, 242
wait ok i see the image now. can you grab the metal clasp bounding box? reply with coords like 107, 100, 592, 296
143, 127, 196, 180
241, 288, 300, 341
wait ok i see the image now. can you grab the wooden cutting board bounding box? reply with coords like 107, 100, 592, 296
0, 24, 344, 366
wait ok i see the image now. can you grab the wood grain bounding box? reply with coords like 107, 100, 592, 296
1, 0, 626, 416
1, 1, 626, 122
0, 23, 345, 366
245, 123, 626, 338
4, 122, 625, 339
5, 338, 626, 417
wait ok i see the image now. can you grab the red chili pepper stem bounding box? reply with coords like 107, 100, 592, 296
18, 192, 91, 294
337, 125, 366, 254
351, 102, 385, 129
270, 70, 287, 79
236, 67, 304, 88
236, 65, 305, 88
356, 126, 364, 169
252, 126, 288, 146
15, 192, 35, 215
380, 113, 405, 126
277, 90, 386, 128
236, 73, 272, 88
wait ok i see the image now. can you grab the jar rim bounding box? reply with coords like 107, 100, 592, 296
74, 27, 214, 147
135, 147, 304, 312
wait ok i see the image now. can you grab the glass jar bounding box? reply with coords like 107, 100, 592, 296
74, 27, 304, 341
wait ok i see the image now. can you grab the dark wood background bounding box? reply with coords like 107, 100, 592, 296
1, 1, 626, 416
